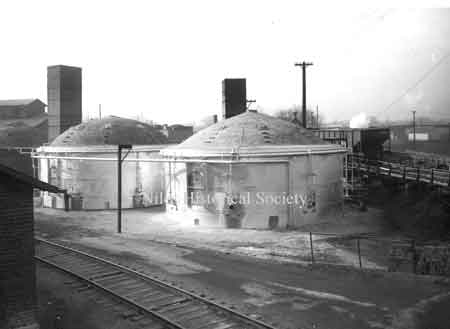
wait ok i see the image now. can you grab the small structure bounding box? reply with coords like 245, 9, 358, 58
157, 124, 194, 143
33, 116, 169, 210
161, 111, 347, 229
0, 163, 65, 329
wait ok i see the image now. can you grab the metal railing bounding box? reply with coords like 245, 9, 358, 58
349, 154, 450, 187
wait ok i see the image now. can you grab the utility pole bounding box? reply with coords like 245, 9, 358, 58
412, 110, 416, 147
99, 104, 102, 119
117, 144, 132, 233
295, 61, 313, 128
316, 105, 319, 129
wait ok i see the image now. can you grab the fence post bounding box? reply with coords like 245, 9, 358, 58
357, 238, 362, 269
403, 166, 406, 181
431, 169, 434, 185
417, 168, 420, 182
309, 232, 315, 264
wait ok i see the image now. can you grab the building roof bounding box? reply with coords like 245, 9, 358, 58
162, 111, 346, 158
0, 162, 65, 193
0, 99, 46, 107
50, 116, 169, 146
48, 64, 81, 70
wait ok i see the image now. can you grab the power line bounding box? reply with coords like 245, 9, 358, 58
378, 51, 450, 117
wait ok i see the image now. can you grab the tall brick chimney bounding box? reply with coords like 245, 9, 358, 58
47, 65, 82, 142
222, 78, 246, 119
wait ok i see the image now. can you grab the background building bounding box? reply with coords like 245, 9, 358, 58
0, 99, 48, 147
161, 111, 347, 229
389, 123, 450, 156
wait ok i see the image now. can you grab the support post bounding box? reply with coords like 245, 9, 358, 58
309, 232, 315, 263
118, 146, 122, 233
412, 110, 416, 149
117, 144, 132, 234
64, 192, 69, 212
357, 238, 362, 269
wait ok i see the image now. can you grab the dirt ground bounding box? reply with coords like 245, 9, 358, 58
35, 205, 396, 268
35, 206, 450, 329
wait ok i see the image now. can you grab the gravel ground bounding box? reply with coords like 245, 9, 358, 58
36, 262, 148, 329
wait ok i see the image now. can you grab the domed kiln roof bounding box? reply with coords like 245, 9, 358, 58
51, 116, 168, 146
162, 111, 346, 157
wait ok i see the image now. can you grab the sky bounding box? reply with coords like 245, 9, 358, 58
1, 1, 450, 125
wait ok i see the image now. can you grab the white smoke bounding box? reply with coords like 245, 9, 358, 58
349, 112, 369, 129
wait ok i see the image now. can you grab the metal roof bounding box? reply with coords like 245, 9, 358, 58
0, 99, 46, 107
50, 116, 169, 146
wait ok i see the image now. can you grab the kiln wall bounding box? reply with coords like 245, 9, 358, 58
165, 153, 344, 229
40, 152, 164, 210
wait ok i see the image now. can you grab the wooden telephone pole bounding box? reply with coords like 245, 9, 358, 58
295, 61, 313, 128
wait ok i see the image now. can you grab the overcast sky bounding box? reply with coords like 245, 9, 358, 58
1, 1, 449, 124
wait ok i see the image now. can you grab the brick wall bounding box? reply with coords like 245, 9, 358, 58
0, 175, 39, 328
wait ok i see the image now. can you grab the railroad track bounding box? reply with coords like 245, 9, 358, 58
35, 238, 278, 329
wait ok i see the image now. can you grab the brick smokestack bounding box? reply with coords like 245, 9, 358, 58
222, 78, 246, 119
47, 65, 82, 141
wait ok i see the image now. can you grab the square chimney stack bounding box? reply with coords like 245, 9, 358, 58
222, 78, 246, 119
47, 65, 82, 141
